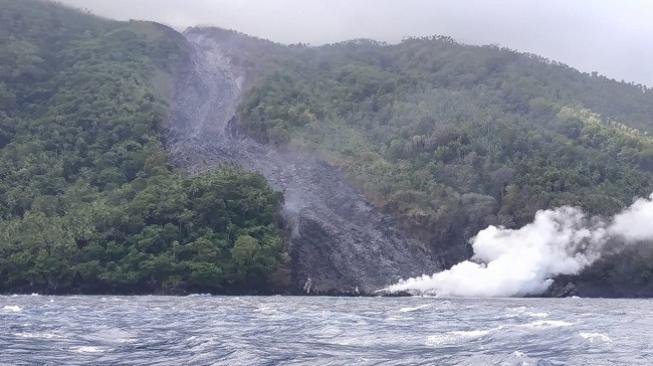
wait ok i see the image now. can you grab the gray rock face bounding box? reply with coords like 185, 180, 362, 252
165, 28, 442, 294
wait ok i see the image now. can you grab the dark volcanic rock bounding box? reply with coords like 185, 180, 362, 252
165, 28, 441, 294
543, 282, 578, 298
551, 244, 653, 298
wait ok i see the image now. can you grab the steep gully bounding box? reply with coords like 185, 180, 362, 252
165, 29, 442, 294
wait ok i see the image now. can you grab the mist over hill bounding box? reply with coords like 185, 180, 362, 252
56, 0, 653, 88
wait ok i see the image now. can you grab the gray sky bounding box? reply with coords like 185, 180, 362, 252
57, 0, 653, 86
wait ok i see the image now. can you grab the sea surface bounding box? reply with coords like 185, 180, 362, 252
0, 295, 650, 365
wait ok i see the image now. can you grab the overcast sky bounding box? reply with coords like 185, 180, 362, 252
56, 0, 653, 86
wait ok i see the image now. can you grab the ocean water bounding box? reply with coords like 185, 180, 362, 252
0, 295, 650, 365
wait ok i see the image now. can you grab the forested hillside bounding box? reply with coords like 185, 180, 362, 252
3, 0, 653, 296
0, 0, 288, 294
237, 36, 653, 266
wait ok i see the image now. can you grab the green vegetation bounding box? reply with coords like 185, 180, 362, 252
3, 1, 653, 295
239, 36, 653, 252
0, 0, 288, 294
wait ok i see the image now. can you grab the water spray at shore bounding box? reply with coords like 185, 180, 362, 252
385, 194, 653, 297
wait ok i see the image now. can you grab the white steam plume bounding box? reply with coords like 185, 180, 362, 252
385, 194, 653, 297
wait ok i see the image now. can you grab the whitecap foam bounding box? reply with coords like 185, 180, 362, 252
254, 306, 280, 315
399, 304, 431, 313
3, 305, 22, 312
71, 346, 108, 353
507, 306, 528, 312
523, 320, 573, 329
506, 306, 548, 318
89, 328, 136, 344
579, 332, 612, 343
318, 325, 342, 337
16, 332, 61, 339
426, 329, 490, 346
385, 316, 408, 322
525, 312, 548, 318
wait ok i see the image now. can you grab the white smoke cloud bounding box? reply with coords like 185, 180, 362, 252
610, 194, 653, 242
385, 194, 653, 297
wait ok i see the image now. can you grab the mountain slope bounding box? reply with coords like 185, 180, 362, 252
164, 28, 442, 294
2, 1, 653, 296
163, 27, 653, 295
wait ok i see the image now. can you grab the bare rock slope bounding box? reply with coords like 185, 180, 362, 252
165, 28, 441, 294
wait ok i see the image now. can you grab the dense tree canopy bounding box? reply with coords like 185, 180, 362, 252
0, 0, 288, 294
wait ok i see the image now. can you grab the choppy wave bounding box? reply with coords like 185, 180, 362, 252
506, 306, 549, 318
426, 329, 491, 346
0, 296, 649, 365
398, 304, 431, 313
579, 332, 612, 343
2, 305, 22, 312
15, 332, 61, 339
71, 346, 110, 353
523, 320, 574, 329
